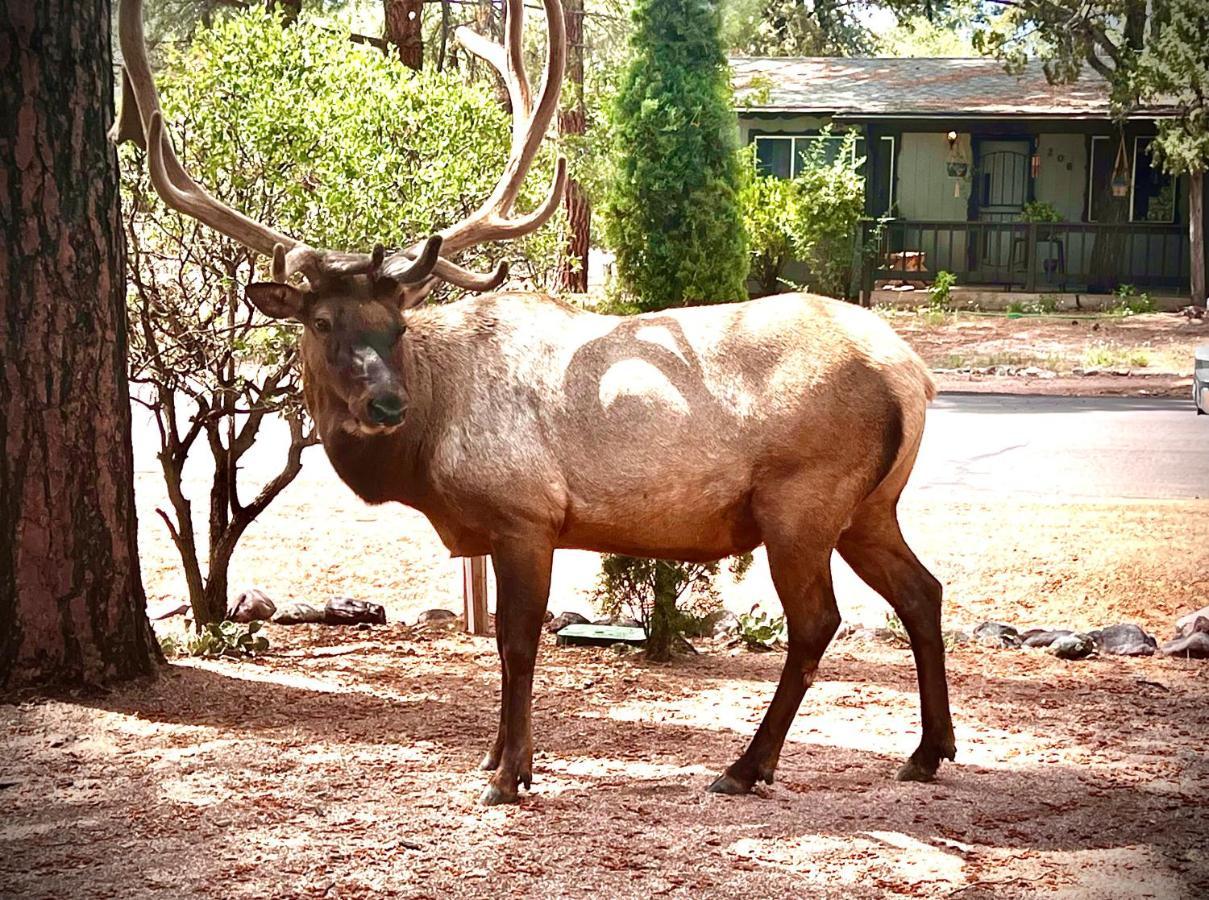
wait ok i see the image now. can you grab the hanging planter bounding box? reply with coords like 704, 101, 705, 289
1111, 136, 1131, 198
946, 160, 969, 178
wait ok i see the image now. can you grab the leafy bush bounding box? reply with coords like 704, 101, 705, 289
123, 8, 566, 625
593, 557, 721, 661
738, 134, 866, 299
603, 0, 749, 309
928, 270, 957, 309
737, 604, 787, 651
790, 133, 867, 298
1110, 285, 1156, 316
160, 621, 270, 659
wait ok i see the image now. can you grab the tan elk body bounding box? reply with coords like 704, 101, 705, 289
118, 0, 955, 805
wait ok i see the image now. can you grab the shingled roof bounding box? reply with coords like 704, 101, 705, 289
730, 57, 1174, 119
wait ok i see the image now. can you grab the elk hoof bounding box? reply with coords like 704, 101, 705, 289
480, 783, 519, 806
896, 756, 942, 782
706, 772, 753, 795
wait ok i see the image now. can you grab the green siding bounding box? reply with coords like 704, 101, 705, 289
1034, 134, 1087, 222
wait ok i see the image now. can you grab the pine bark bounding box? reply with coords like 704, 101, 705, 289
0, 0, 160, 687
557, 0, 589, 293
384, 0, 423, 70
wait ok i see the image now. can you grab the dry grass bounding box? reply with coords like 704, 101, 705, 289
886, 310, 1206, 377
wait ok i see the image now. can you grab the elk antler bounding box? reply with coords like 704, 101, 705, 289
380, 0, 569, 284
113, 0, 512, 292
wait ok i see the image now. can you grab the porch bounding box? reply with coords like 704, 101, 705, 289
857, 218, 1191, 302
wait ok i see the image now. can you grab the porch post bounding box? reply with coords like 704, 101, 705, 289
1024, 221, 1039, 293
1191, 170, 1206, 307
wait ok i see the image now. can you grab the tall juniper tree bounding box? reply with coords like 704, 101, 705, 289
598, 0, 748, 659
605, 0, 748, 309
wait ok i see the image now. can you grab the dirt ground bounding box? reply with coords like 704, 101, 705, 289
885, 310, 1207, 397
3, 485, 1208, 897
3, 310, 1209, 898
3, 626, 1207, 899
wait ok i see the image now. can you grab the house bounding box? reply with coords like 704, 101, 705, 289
730, 57, 1203, 304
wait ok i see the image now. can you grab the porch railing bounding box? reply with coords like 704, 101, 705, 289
856, 219, 1190, 300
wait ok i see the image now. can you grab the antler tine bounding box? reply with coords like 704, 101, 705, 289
115, 0, 357, 281
430, 0, 566, 259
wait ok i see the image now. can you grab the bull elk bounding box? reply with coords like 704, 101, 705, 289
116, 0, 955, 805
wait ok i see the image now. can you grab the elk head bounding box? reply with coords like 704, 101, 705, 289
114, 0, 567, 433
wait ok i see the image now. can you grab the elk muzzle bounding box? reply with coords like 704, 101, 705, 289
349, 345, 407, 431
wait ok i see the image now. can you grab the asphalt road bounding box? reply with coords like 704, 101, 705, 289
913, 394, 1209, 502
131, 392, 1209, 503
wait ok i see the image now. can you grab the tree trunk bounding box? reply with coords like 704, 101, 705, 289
557, 0, 589, 293
1191, 170, 1206, 307
644, 563, 680, 662
0, 0, 160, 688
384, 0, 423, 70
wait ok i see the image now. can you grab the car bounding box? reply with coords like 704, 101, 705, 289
1196, 346, 1209, 415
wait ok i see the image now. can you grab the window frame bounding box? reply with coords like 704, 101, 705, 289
1130, 135, 1177, 225
750, 131, 896, 215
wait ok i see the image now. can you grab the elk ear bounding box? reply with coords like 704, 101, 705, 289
246, 282, 305, 320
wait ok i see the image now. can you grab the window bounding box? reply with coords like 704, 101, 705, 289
751, 133, 896, 215
1088, 134, 1178, 223
1132, 137, 1176, 223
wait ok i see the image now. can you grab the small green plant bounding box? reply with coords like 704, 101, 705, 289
1110, 284, 1156, 316
928, 271, 957, 310
1006, 295, 1060, 315
1021, 201, 1062, 224
737, 604, 788, 651
885, 612, 910, 646
158, 633, 187, 658
188, 620, 270, 659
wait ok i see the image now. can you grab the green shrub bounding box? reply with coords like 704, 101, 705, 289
603, 0, 749, 309
737, 604, 787, 651
928, 270, 957, 309
1110, 284, 1156, 316
738, 133, 866, 299
191, 621, 270, 659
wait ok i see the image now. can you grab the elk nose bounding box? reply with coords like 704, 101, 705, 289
367, 394, 404, 426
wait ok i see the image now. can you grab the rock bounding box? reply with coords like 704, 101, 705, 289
592, 617, 612, 626
227, 588, 276, 623
543, 610, 554, 624
615, 617, 643, 629
683, 609, 728, 638
545, 611, 589, 634
1174, 606, 1209, 639
711, 611, 740, 639
416, 608, 459, 627
1021, 629, 1073, 649
853, 627, 898, 644
273, 601, 326, 625
1048, 633, 1095, 660
147, 599, 189, 621
833, 622, 858, 642
943, 628, 971, 646
973, 621, 1021, 648
1159, 632, 1209, 659
324, 597, 386, 626
1089, 623, 1157, 657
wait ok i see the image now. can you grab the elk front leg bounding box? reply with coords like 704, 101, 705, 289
480, 536, 553, 806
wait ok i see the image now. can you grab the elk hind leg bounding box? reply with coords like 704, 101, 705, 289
709, 538, 839, 794
838, 507, 955, 781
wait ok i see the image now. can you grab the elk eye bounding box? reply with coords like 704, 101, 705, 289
313, 317, 332, 334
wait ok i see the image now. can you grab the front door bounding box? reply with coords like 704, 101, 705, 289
975, 140, 1030, 274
